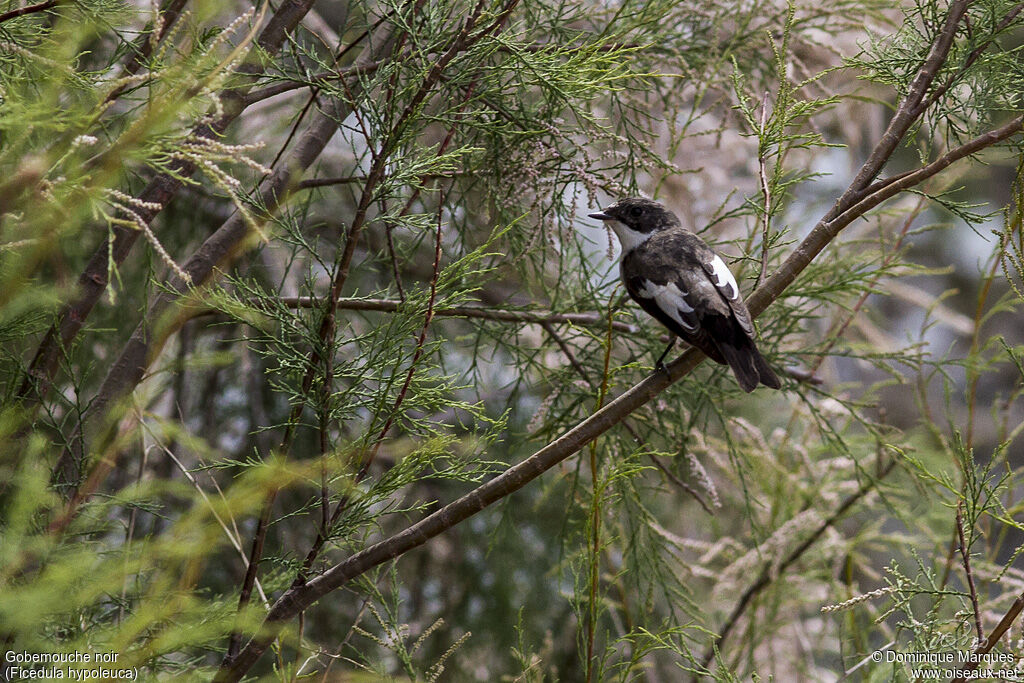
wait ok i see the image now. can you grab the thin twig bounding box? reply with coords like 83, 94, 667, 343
781, 367, 823, 385
756, 91, 772, 289
241, 59, 387, 106
296, 171, 468, 189
140, 418, 270, 606
384, 221, 407, 302
956, 501, 984, 644
271, 296, 638, 333
360, 185, 448, 481
584, 302, 616, 683
540, 321, 590, 379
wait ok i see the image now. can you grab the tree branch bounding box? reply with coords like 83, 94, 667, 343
0, 0, 58, 25
214, 94, 1024, 683
951, 590, 1024, 682
829, 0, 968, 218
744, 114, 1024, 320
263, 296, 639, 333
16, 0, 322, 414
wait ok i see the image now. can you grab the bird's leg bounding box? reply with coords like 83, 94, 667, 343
654, 338, 676, 377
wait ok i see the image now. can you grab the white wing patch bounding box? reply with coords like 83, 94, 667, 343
637, 279, 697, 331
709, 254, 739, 300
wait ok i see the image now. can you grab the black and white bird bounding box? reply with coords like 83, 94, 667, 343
589, 197, 780, 392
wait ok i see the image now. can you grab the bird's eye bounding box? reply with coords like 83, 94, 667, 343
629, 206, 642, 218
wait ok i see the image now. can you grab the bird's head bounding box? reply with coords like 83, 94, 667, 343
588, 197, 681, 253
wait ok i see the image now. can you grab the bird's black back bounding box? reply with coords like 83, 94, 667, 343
620, 228, 780, 391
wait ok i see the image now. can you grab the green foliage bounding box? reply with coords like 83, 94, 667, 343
3, 0, 1024, 680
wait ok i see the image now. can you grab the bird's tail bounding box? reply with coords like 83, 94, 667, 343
717, 341, 781, 393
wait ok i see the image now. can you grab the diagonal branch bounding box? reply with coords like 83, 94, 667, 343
829, 0, 968, 218
16, 0, 322, 412
745, 113, 1024, 319
50, 16, 400, 493
213, 102, 1024, 683
951, 590, 1024, 682
917, 2, 1024, 117
0, 0, 58, 24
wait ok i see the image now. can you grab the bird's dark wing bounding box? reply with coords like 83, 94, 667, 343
621, 233, 733, 364
619, 227, 779, 391
697, 248, 781, 390
699, 251, 755, 338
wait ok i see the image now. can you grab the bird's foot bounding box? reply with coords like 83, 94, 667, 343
653, 339, 676, 379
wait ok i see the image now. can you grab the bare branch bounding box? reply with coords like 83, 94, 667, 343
216, 63, 1024, 683
266, 296, 639, 333
756, 90, 772, 289
0, 0, 58, 25
956, 501, 984, 644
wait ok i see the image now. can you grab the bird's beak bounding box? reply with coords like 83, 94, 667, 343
588, 210, 611, 220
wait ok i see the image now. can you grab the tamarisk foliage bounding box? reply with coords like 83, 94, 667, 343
3, 0, 1024, 680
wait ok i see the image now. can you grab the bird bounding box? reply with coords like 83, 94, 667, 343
588, 197, 781, 392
